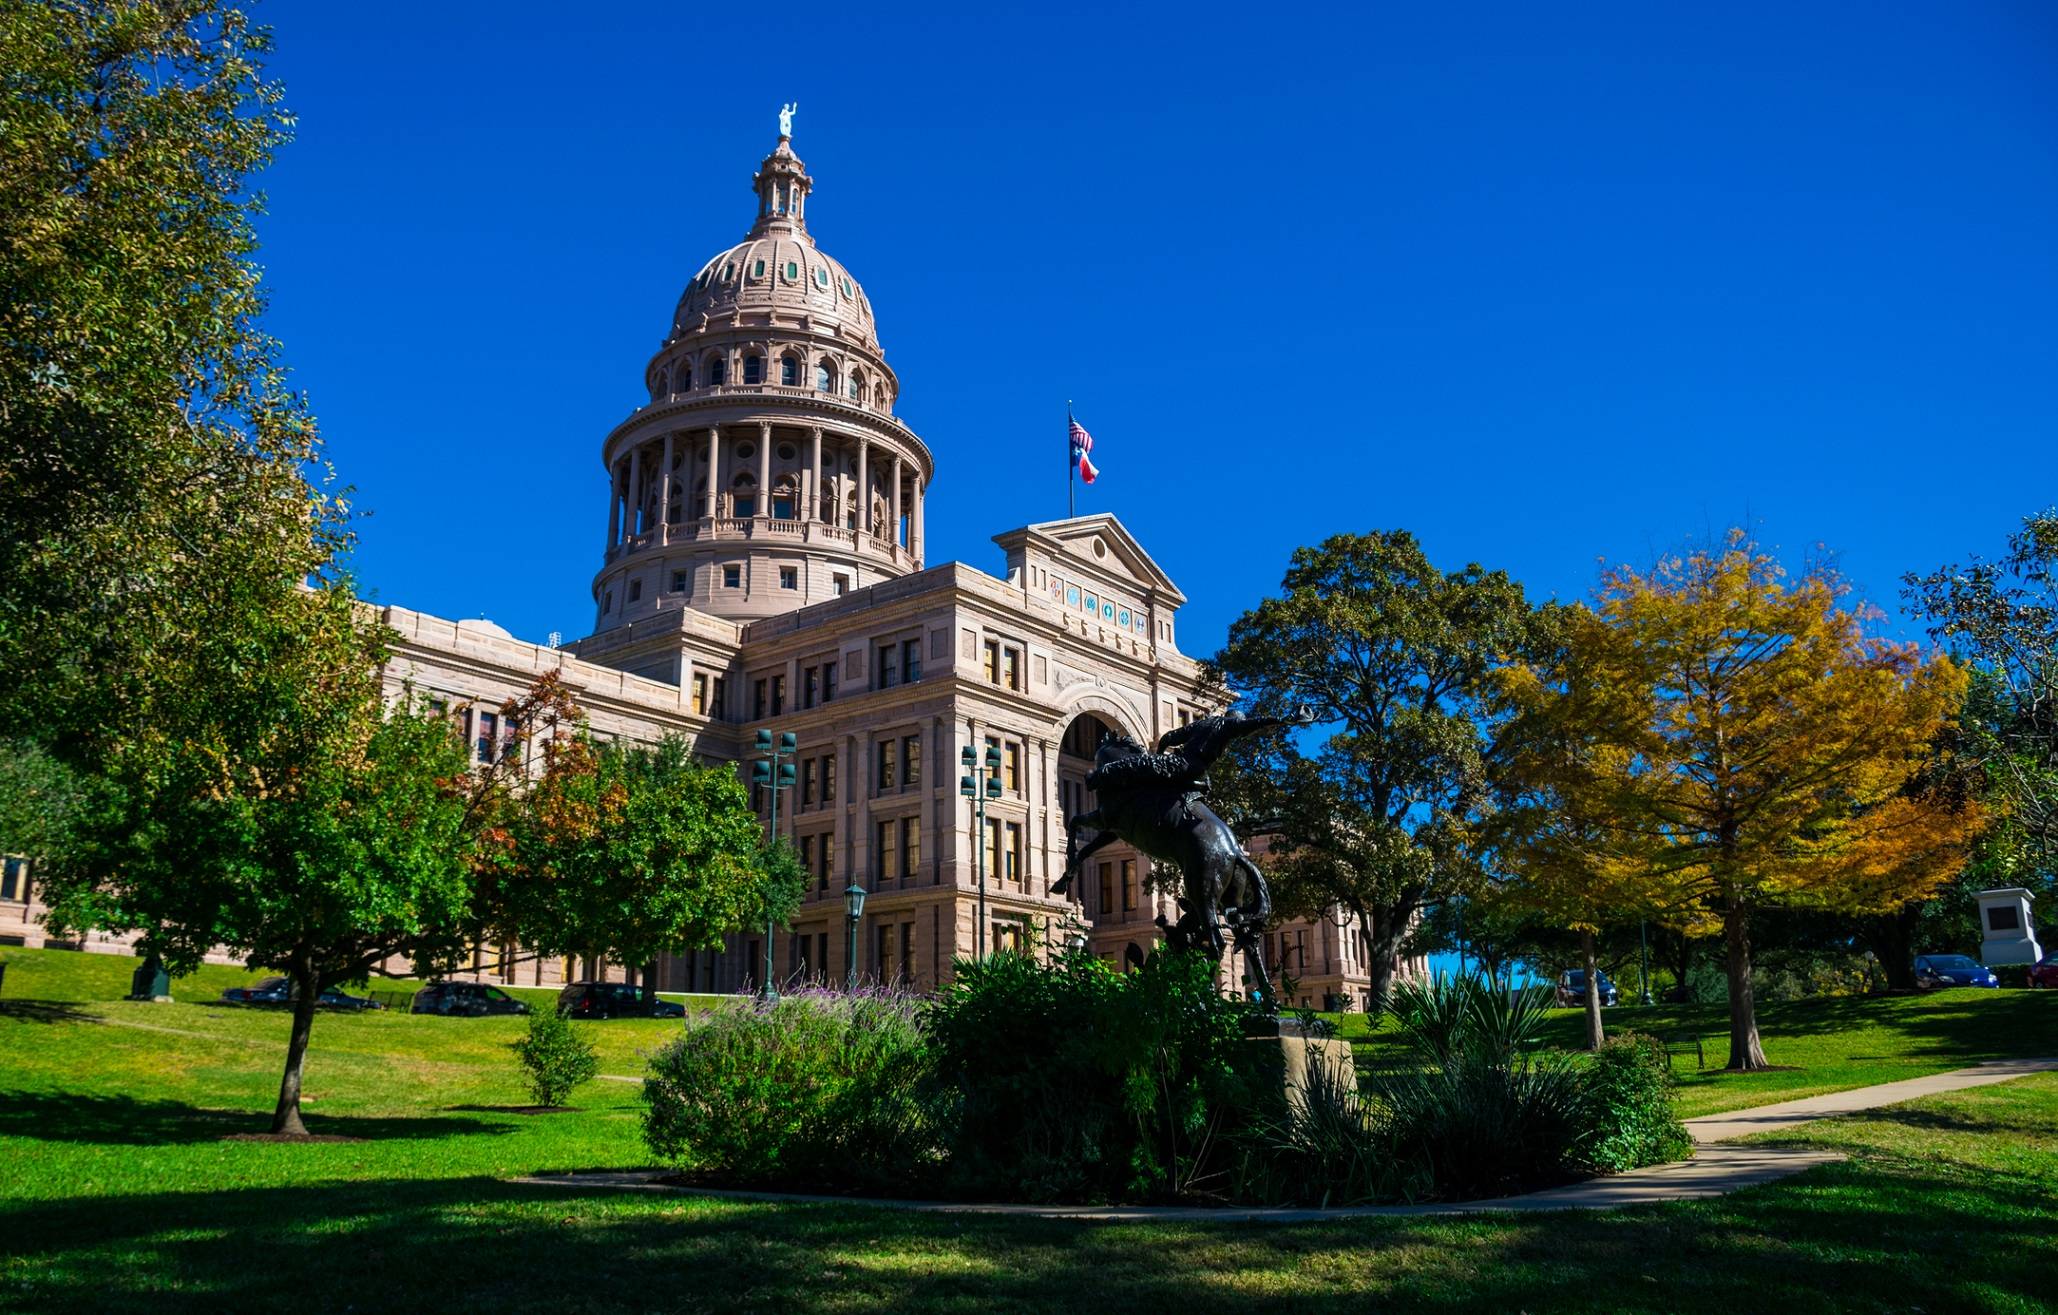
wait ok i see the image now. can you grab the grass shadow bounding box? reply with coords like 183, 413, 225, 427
0, 1090, 519, 1147
0, 999, 100, 1026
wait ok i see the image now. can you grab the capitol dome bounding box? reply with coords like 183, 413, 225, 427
587, 123, 934, 631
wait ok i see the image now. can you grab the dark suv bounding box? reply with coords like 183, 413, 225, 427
410, 981, 532, 1017
557, 980, 686, 1019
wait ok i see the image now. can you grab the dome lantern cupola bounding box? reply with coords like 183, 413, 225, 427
751, 135, 812, 236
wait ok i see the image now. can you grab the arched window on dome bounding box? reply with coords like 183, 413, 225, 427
743, 354, 764, 386
651, 370, 668, 402
847, 371, 863, 402
674, 362, 692, 393
771, 474, 800, 521
780, 354, 801, 387
705, 353, 726, 387
730, 472, 757, 520
815, 360, 836, 394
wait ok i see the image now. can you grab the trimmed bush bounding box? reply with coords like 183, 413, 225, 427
1993, 964, 2029, 990
511, 1008, 599, 1108
1581, 1032, 1692, 1173
642, 987, 938, 1192
926, 947, 1250, 1203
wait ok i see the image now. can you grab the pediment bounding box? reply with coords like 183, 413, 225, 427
992, 514, 1186, 605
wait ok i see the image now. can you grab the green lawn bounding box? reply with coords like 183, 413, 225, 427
1333, 988, 2058, 1117
2, 946, 2055, 1313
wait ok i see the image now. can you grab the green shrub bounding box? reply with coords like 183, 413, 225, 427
1233, 1052, 1408, 1206
1581, 1032, 1692, 1173
1993, 964, 2030, 990
926, 947, 1249, 1203
511, 1009, 599, 1108
641, 987, 938, 1191
1371, 975, 1596, 1199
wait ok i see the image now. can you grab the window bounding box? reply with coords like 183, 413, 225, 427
707, 355, 726, 386
800, 757, 816, 806
1005, 823, 1022, 884
711, 676, 727, 720
983, 640, 1000, 683
781, 356, 800, 386
902, 638, 921, 682
848, 373, 861, 400
1098, 862, 1115, 915
628, 579, 642, 603
821, 753, 836, 804
803, 666, 818, 709
675, 363, 692, 391
876, 738, 898, 791
1008, 741, 1022, 794
798, 833, 813, 882
833, 574, 850, 596
1002, 646, 1020, 690
780, 566, 798, 590
670, 569, 687, 592
752, 259, 765, 279
724, 565, 741, 588
475, 711, 499, 765
841, 276, 854, 298
785, 260, 799, 281
753, 679, 767, 721
815, 834, 832, 890
603, 589, 614, 613
876, 819, 898, 883
877, 643, 898, 689
1122, 859, 1138, 912
902, 817, 921, 880
815, 267, 830, 288
692, 673, 709, 716
1, 855, 29, 903
770, 674, 784, 716
822, 661, 838, 702
816, 361, 834, 392
902, 735, 921, 787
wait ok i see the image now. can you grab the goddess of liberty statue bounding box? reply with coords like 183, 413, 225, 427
778, 102, 797, 138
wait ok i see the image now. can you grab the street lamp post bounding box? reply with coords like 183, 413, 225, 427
750, 729, 797, 1002
960, 743, 1003, 959
1638, 918, 1653, 1007
843, 880, 867, 991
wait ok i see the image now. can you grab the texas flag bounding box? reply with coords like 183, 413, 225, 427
1069, 418, 1099, 484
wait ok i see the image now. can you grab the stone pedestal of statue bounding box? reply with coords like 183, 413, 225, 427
1242, 1015, 1357, 1108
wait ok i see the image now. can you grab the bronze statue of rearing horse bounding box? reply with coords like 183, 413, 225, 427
1052, 707, 1312, 1011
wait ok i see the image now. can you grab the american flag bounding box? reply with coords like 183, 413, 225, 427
1069, 418, 1099, 484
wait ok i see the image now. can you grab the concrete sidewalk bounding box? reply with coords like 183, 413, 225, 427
519, 1056, 2057, 1221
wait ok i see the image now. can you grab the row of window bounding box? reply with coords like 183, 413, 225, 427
603, 564, 852, 618
982, 638, 1024, 691
652, 352, 876, 405
697, 257, 858, 304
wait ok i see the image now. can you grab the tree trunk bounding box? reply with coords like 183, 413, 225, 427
1581, 928, 1605, 1051
1722, 902, 1769, 1071
1363, 901, 1410, 1013
642, 962, 659, 1008
271, 960, 322, 1136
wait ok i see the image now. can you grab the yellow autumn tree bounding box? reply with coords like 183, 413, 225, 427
1533, 534, 1976, 1070
1489, 605, 1705, 1050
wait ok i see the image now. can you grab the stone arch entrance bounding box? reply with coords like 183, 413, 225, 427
1053, 707, 1162, 969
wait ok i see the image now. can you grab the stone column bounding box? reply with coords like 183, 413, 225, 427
913, 476, 925, 562
809, 427, 824, 524
756, 422, 772, 520
659, 432, 674, 530
1038, 739, 1055, 895
606, 455, 621, 547
626, 444, 642, 538
856, 438, 871, 537
891, 454, 904, 549
705, 428, 720, 520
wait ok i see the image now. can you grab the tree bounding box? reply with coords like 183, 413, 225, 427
491, 689, 797, 993
1536, 535, 1976, 1070
1489, 606, 1702, 1048
1, 1, 331, 755
1212, 531, 1542, 1009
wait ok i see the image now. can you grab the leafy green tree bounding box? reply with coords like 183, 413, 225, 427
492, 690, 797, 995
1, 1, 335, 756
1213, 531, 1541, 1009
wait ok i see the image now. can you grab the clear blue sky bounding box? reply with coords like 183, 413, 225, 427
253, 1, 2057, 658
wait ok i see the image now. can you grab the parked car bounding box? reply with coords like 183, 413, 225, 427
1555, 968, 1620, 1008
2029, 952, 2058, 990
219, 976, 385, 1011
410, 981, 532, 1017
556, 980, 686, 1019
1913, 954, 2000, 990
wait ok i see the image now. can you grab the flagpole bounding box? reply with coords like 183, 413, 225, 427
1066, 399, 1075, 519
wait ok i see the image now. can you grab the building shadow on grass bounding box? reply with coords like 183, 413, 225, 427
0, 1090, 518, 1147
0, 1159, 2052, 1314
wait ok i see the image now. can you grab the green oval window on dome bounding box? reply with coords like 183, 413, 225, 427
722, 263, 734, 281
815, 268, 829, 288
840, 277, 853, 298
785, 260, 798, 280
752, 259, 765, 279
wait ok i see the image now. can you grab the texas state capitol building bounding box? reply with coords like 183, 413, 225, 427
1, 127, 1408, 1009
